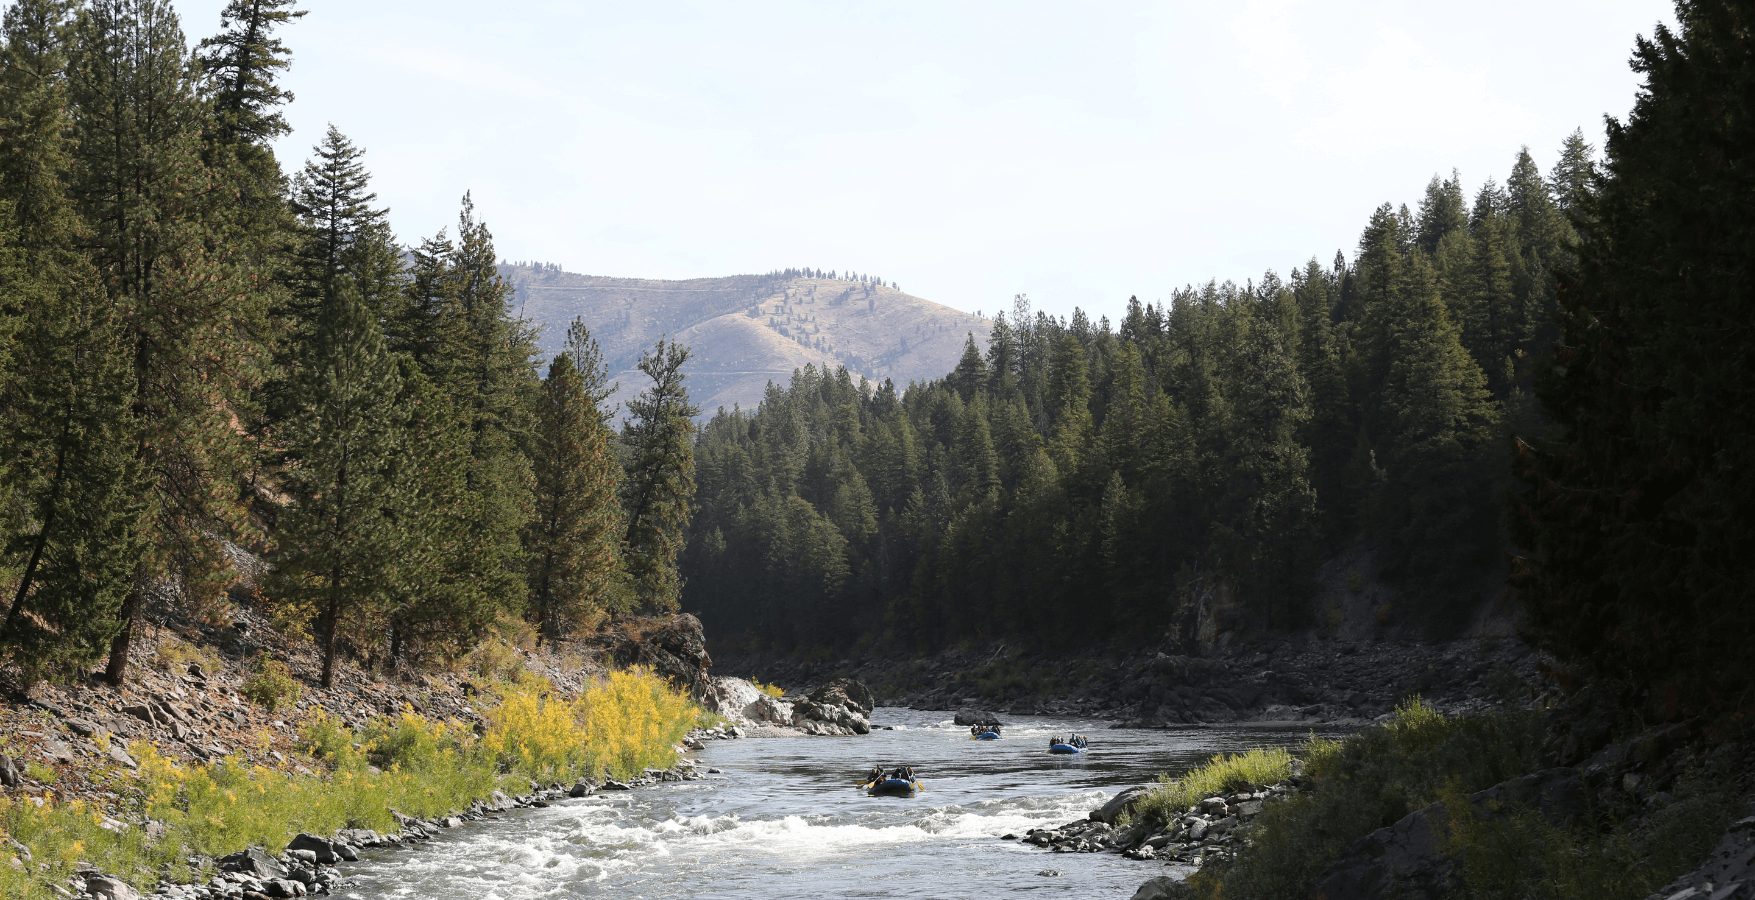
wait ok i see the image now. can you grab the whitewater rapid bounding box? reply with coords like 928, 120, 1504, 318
339, 709, 1327, 899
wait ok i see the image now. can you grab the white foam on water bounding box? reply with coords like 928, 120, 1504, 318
345, 787, 1112, 900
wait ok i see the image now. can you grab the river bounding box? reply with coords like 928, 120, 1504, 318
338, 708, 1334, 899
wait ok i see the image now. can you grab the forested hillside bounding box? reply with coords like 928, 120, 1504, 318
0, 0, 696, 686
683, 139, 1594, 651
500, 264, 992, 419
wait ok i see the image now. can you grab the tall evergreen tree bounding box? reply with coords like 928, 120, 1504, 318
195, 0, 303, 146
71, 0, 269, 685
269, 281, 405, 688
620, 338, 699, 614
528, 319, 625, 641
1548, 127, 1598, 222
0, 0, 147, 676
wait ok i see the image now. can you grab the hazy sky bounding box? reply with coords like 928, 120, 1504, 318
180, 0, 1676, 323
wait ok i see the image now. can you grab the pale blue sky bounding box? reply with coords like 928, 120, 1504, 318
180, 0, 1676, 323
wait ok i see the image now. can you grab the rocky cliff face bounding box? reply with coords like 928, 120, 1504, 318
597, 614, 715, 703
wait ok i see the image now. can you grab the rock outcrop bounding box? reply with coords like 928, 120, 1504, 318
810, 678, 874, 715
697, 675, 871, 735
954, 709, 1002, 727
600, 614, 714, 702
700, 676, 767, 720
793, 678, 874, 735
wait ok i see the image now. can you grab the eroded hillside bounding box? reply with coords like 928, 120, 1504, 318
501, 266, 992, 415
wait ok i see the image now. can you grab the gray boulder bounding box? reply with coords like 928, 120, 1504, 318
1091, 786, 1153, 824
954, 709, 1002, 727
0, 752, 18, 787
218, 847, 288, 880
742, 694, 794, 726
1132, 876, 1181, 900
84, 874, 138, 900
285, 833, 341, 865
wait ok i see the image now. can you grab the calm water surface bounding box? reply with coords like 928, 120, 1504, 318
340, 709, 1337, 899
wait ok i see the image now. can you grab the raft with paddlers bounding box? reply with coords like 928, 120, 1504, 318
969, 723, 1002, 740
1047, 733, 1089, 754
860, 765, 924, 796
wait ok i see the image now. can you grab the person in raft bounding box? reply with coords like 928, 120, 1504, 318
865, 765, 883, 785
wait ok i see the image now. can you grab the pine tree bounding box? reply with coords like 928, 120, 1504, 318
0, 0, 147, 676
528, 319, 625, 641
195, 0, 304, 146
621, 339, 700, 613
71, 0, 269, 685
290, 125, 385, 320
1415, 170, 1467, 254
1045, 333, 1092, 476
947, 333, 986, 400
269, 282, 406, 688
1461, 182, 1518, 397
394, 197, 539, 628
1548, 127, 1597, 222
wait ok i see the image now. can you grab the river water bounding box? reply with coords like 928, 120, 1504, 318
338, 709, 1332, 900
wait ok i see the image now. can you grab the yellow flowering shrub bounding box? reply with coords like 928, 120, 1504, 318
1, 665, 700, 899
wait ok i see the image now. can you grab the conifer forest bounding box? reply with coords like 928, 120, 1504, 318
0, 0, 700, 689
684, 140, 1590, 652
0, 0, 1750, 748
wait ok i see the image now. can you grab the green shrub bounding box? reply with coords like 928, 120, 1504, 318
1135, 747, 1293, 826
241, 654, 301, 712
298, 711, 353, 762
1173, 698, 1552, 899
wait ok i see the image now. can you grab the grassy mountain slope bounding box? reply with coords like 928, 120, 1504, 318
501, 266, 992, 415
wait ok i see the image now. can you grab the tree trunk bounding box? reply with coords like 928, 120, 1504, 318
104, 585, 140, 686
321, 565, 342, 688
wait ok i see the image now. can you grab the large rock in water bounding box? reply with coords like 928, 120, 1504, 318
809, 678, 875, 715
601, 614, 714, 702
793, 678, 875, 735
954, 709, 1002, 727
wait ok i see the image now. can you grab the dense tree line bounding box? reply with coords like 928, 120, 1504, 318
0, 0, 696, 687
1512, 0, 1755, 720
684, 138, 1593, 651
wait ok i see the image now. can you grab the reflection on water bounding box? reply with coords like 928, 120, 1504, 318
341, 709, 1341, 899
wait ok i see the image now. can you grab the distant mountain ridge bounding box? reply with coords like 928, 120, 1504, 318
500, 265, 992, 417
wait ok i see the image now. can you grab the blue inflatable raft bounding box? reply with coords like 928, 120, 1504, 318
1047, 743, 1083, 754
972, 731, 1001, 740
867, 778, 922, 796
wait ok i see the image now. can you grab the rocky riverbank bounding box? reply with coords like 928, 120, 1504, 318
1013, 777, 1300, 867
0, 583, 726, 900
718, 634, 1542, 727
